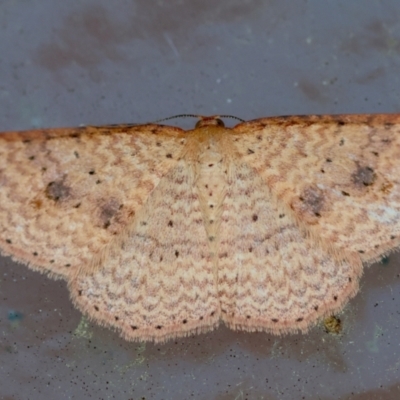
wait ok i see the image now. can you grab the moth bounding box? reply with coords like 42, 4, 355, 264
0, 114, 399, 342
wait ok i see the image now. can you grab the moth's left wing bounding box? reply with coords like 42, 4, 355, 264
231, 114, 400, 263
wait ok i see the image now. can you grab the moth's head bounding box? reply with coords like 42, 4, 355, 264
153, 114, 244, 129
195, 116, 225, 129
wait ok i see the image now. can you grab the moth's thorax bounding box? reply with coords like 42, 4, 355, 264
186, 126, 230, 249
186, 125, 231, 179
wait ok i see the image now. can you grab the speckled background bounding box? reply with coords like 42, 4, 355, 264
1, 1, 400, 399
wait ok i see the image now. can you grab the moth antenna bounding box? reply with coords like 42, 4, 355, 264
154, 114, 245, 124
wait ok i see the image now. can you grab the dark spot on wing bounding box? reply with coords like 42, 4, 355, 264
299, 186, 325, 217
68, 132, 82, 139
100, 199, 121, 229
45, 178, 71, 202
352, 165, 376, 187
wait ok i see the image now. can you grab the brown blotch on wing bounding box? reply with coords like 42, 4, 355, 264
297, 186, 325, 218
45, 178, 71, 202
351, 164, 376, 187
99, 199, 123, 229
